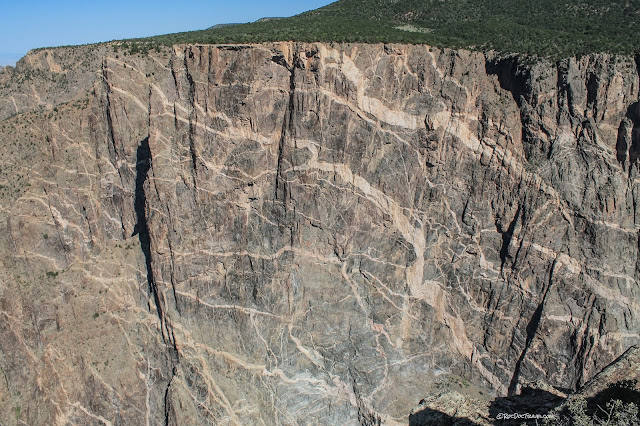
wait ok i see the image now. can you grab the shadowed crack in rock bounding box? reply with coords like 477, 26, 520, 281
132, 137, 179, 350
498, 205, 522, 272
508, 259, 557, 396
132, 137, 163, 319
274, 52, 297, 202
133, 136, 180, 425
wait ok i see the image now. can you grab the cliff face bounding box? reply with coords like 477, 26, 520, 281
0, 42, 639, 425
0, 45, 107, 121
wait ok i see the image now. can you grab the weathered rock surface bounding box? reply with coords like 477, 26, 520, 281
410, 391, 491, 425
573, 345, 640, 399
0, 45, 107, 121
0, 42, 639, 425
409, 347, 640, 424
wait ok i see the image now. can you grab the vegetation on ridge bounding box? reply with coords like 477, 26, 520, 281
132, 0, 640, 59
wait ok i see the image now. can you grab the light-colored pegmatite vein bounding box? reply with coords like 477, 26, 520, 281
289, 133, 506, 392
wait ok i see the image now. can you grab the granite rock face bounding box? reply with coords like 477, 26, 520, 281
0, 45, 107, 121
0, 42, 639, 425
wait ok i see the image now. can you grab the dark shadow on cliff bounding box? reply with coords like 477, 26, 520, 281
409, 407, 479, 425
588, 380, 640, 407
484, 56, 529, 107
616, 101, 640, 170
489, 386, 565, 425
409, 384, 639, 425
506, 298, 546, 396
132, 137, 163, 319
484, 55, 542, 162
577, 381, 640, 420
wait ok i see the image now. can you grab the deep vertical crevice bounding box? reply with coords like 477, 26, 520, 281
163, 370, 175, 426
183, 48, 199, 182
170, 59, 180, 99
572, 295, 597, 389
585, 72, 598, 117
617, 101, 640, 175
497, 204, 522, 271
133, 137, 180, 420
274, 55, 297, 201
102, 59, 129, 240
508, 259, 556, 395
635, 54, 640, 87
183, 49, 196, 105
189, 139, 197, 171
102, 60, 118, 157
132, 137, 164, 322
627, 102, 640, 171
485, 54, 538, 161
635, 233, 640, 282
485, 55, 528, 108
617, 118, 632, 167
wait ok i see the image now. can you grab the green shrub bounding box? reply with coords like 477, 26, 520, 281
546, 396, 640, 426
129, 0, 640, 59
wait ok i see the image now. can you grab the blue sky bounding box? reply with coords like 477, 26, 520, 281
0, 0, 335, 66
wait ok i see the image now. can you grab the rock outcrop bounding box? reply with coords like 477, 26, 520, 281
409, 346, 639, 425
0, 42, 639, 425
555, 344, 640, 420
0, 45, 106, 121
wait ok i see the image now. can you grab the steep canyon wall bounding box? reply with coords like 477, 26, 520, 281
0, 42, 638, 425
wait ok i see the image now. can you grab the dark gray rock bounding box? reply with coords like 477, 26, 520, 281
0, 42, 638, 425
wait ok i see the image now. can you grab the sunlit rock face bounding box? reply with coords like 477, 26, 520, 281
0, 42, 638, 425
